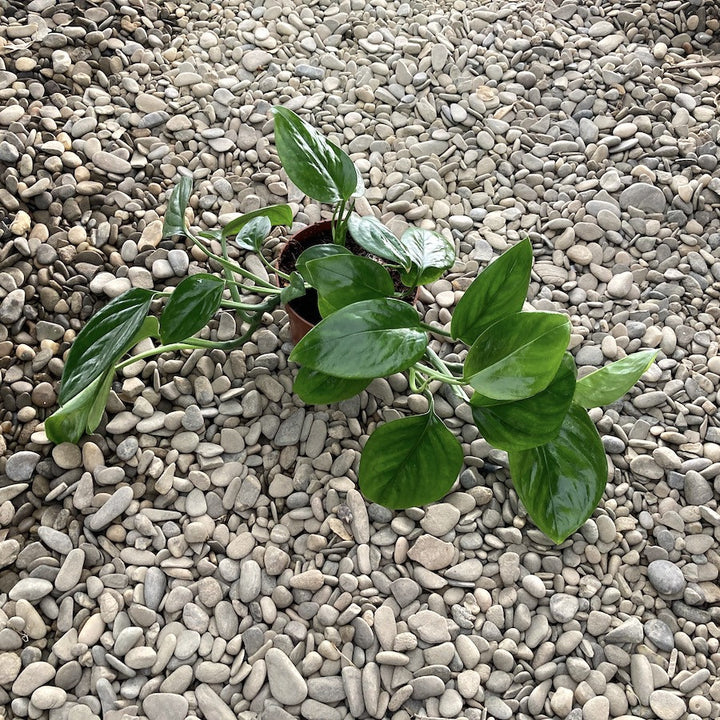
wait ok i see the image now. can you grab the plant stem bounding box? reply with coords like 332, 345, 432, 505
223, 279, 281, 295
332, 199, 347, 245
423, 346, 470, 401
420, 322, 453, 338
186, 231, 277, 290
115, 342, 195, 370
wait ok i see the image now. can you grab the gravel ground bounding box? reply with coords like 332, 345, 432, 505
1, 1, 720, 719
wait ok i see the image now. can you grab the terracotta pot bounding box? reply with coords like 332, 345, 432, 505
277, 221, 333, 344
277, 220, 419, 345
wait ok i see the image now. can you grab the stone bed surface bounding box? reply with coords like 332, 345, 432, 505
0, 1, 720, 720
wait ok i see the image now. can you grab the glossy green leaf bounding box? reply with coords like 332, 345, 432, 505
464, 311, 570, 401
347, 214, 410, 270
289, 298, 427, 379
45, 369, 114, 444
58, 288, 154, 405
294, 367, 370, 404
472, 353, 576, 451
509, 403, 608, 543
574, 350, 658, 408
280, 271, 307, 304
303, 254, 395, 317
359, 409, 464, 509
129, 316, 160, 346
162, 176, 193, 238
451, 238, 532, 345
234, 215, 271, 252
399, 228, 456, 286
272, 106, 363, 204
160, 274, 225, 344
222, 204, 293, 240
296, 244, 351, 280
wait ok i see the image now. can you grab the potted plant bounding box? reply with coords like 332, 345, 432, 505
271, 107, 456, 342
41, 108, 658, 544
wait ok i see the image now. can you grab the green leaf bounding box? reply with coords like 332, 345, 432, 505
160, 274, 225, 344
398, 228, 456, 286
289, 298, 427, 379
234, 215, 271, 252
451, 238, 532, 345
464, 311, 570, 401
296, 244, 351, 280
471, 352, 576, 451
347, 214, 411, 270
129, 316, 160, 346
280, 272, 307, 304
359, 409, 464, 509
58, 288, 155, 405
162, 176, 193, 238
45, 369, 114, 444
222, 204, 293, 240
272, 106, 363, 204
509, 403, 608, 544
574, 350, 658, 408
294, 367, 370, 404
303, 254, 395, 317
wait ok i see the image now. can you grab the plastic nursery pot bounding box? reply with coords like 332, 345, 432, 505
277, 220, 332, 344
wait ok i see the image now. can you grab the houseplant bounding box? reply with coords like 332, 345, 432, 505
41, 108, 657, 543
272, 107, 456, 341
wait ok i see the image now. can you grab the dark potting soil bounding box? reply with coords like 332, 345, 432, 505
278, 224, 412, 326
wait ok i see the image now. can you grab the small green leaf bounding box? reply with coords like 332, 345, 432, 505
45, 370, 114, 444
280, 272, 307, 304
303, 254, 395, 317
234, 215, 271, 252
464, 311, 570, 401
58, 288, 155, 405
289, 298, 427, 379
296, 244, 351, 280
451, 238, 532, 345
347, 214, 410, 270
162, 176, 193, 238
160, 274, 225, 344
272, 106, 363, 204
574, 350, 658, 408
398, 228, 456, 286
222, 204, 293, 240
471, 353, 576, 451
509, 403, 608, 544
359, 409, 464, 509
294, 367, 370, 404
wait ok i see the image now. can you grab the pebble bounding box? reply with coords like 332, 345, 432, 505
265, 648, 308, 704
648, 560, 686, 595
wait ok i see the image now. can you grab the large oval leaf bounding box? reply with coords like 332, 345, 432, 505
222, 204, 293, 240
303, 255, 395, 317
162, 176, 192, 238
471, 353, 576, 451
58, 288, 154, 405
359, 410, 464, 509
46, 369, 114, 444
294, 367, 370, 404
399, 228, 456, 287
451, 238, 532, 345
464, 311, 570, 401
574, 350, 658, 408
347, 214, 410, 270
509, 403, 608, 544
234, 216, 271, 252
160, 274, 225, 344
272, 107, 363, 204
296, 244, 351, 279
289, 298, 427, 379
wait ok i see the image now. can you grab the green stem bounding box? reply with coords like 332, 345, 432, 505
413, 363, 465, 385
224, 279, 281, 295
423, 346, 470, 401
186, 231, 277, 290
115, 342, 196, 370
420, 322, 453, 338
332, 199, 347, 245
